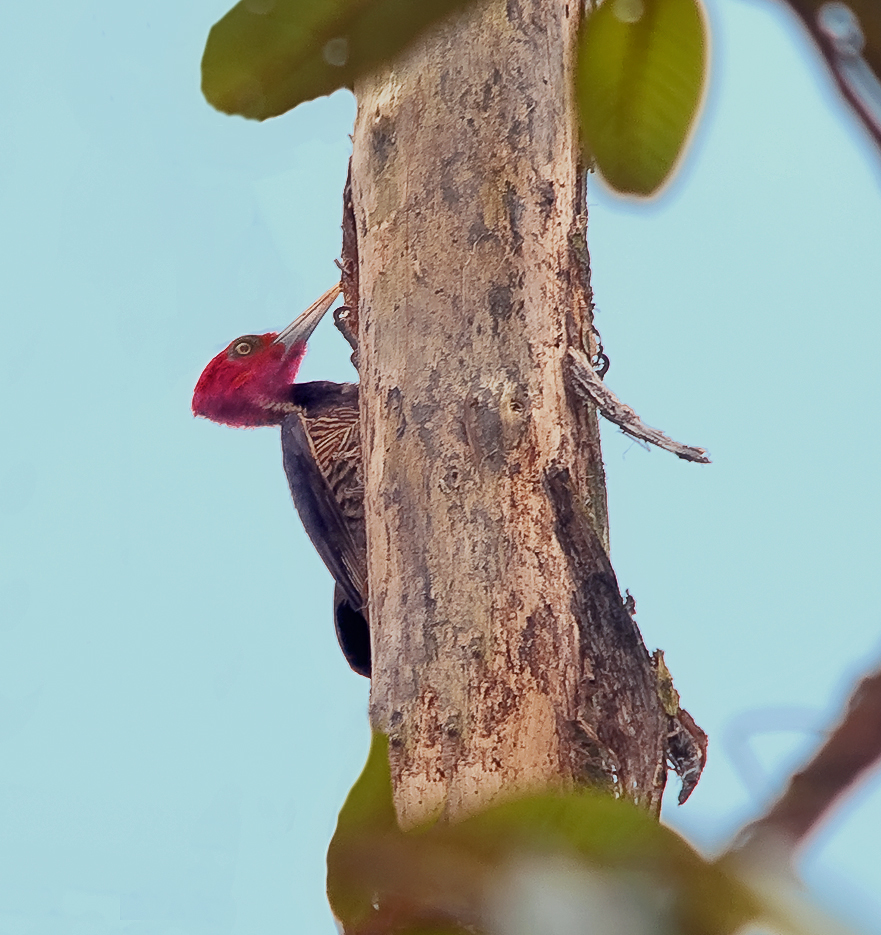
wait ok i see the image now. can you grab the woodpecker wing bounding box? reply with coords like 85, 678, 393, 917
281, 381, 370, 676
281, 382, 365, 609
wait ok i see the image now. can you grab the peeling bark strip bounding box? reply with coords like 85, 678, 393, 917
351, 0, 684, 825
566, 348, 711, 463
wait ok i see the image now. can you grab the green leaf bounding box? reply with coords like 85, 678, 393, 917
202, 0, 474, 120
576, 0, 708, 196
326, 734, 864, 935
326, 731, 398, 928
327, 735, 757, 935
446, 793, 756, 935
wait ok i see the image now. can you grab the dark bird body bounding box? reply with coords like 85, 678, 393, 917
192, 285, 371, 677
282, 382, 370, 676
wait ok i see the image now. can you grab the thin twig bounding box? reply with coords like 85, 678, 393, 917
733, 663, 881, 857
782, 0, 881, 154
565, 348, 711, 464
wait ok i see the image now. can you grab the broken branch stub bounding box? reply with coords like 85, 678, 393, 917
566, 347, 711, 464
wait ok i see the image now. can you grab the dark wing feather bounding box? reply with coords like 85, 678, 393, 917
281, 382, 370, 676
280, 411, 365, 609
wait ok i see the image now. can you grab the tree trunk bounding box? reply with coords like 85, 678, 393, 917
347, 0, 670, 827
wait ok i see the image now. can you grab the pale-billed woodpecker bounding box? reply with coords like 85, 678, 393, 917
192, 284, 370, 677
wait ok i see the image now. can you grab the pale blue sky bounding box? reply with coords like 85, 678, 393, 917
1, 0, 880, 932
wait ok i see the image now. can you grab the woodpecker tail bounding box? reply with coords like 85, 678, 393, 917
333, 584, 371, 677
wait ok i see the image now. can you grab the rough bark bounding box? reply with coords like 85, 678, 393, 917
349, 0, 672, 826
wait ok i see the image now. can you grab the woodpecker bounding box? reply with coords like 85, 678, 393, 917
192, 284, 370, 677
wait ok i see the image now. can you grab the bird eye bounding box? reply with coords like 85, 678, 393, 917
228, 335, 265, 360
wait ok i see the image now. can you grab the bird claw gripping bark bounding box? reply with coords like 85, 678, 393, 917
333, 304, 360, 369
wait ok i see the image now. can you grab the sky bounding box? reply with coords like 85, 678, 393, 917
0, 0, 880, 932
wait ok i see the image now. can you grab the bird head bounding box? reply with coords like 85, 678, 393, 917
193, 284, 341, 427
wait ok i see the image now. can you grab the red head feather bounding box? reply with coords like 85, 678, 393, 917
192, 284, 341, 428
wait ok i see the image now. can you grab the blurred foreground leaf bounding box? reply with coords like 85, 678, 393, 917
577, 0, 708, 196
326, 732, 400, 929
202, 0, 474, 120
327, 734, 758, 935
328, 734, 864, 935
